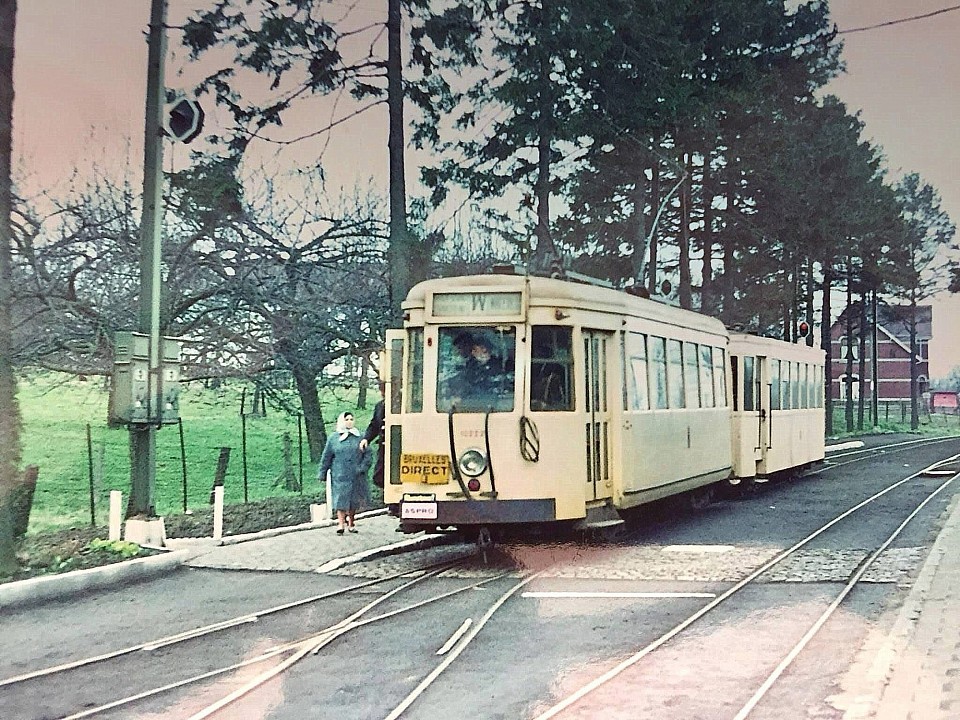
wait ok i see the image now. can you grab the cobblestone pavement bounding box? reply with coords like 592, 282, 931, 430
184, 510, 927, 585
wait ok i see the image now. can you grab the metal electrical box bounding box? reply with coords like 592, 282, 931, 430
109, 331, 182, 426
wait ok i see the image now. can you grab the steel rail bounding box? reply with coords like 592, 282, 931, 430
732, 462, 960, 720
0, 552, 472, 690
55, 566, 507, 720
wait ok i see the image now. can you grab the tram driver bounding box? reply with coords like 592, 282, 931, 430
439, 329, 515, 412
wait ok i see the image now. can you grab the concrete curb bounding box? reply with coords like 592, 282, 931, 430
221, 508, 388, 546
0, 510, 396, 610
314, 532, 457, 574
0, 549, 192, 611
164, 508, 390, 549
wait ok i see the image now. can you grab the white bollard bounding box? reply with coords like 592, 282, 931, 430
213, 485, 224, 541
109, 490, 122, 541
326, 472, 334, 519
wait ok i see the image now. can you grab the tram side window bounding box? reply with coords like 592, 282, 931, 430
780, 361, 790, 410
792, 362, 801, 409
683, 342, 700, 408
743, 356, 756, 411
731, 355, 739, 411
770, 360, 780, 410
713, 348, 727, 407
626, 332, 649, 411
437, 326, 516, 413
649, 336, 668, 409
698, 345, 714, 408
406, 329, 424, 413
530, 326, 574, 411
667, 339, 685, 409
800, 364, 809, 409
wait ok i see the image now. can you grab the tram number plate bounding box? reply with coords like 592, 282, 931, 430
400, 453, 451, 484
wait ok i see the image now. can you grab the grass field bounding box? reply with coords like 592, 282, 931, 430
19, 373, 378, 533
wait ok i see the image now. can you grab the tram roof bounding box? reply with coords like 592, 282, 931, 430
405, 274, 728, 335
729, 332, 825, 362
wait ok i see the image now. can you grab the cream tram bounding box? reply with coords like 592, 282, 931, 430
381, 272, 824, 535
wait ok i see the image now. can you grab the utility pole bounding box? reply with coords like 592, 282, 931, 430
128, 0, 167, 517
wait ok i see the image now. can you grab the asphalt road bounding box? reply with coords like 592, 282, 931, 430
3, 435, 959, 720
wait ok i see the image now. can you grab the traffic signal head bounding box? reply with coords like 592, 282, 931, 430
163, 95, 204, 144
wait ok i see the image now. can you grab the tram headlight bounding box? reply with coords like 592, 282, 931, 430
458, 448, 487, 477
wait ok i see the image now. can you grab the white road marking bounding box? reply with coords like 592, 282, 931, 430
825, 441, 865, 452
436, 619, 473, 655
662, 544, 735, 553
522, 591, 716, 599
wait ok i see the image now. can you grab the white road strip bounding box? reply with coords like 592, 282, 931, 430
825, 441, 866, 452
436, 619, 473, 655
522, 591, 716, 599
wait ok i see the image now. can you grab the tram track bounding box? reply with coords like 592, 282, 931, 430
1, 552, 500, 720
820, 433, 960, 467
532, 450, 960, 719
177, 435, 960, 720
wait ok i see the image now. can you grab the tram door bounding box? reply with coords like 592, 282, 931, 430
583, 330, 614, 501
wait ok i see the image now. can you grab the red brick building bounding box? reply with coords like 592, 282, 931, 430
829, 303, 931, 402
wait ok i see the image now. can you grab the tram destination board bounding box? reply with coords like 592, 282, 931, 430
429, 290, 523, 320
400, 453, 451, 484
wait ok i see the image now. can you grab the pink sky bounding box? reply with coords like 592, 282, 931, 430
10, 0, 960, 377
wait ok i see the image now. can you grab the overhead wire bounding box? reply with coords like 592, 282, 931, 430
838, 4, 960, 35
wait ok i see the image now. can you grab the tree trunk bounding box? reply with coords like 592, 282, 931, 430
805, 260, 815, 347
0, 0, 21, 576
647, 159, 661, 295
858, 291, 866, 430
678, 153, 692, 309
387, 0, 415, 317
630, 164, 649, 287
910, 288, 920, 430
701, 153, 714, 313
720, 181, 736, 322
871, 289, 879, 427
292, 365, 326, 461
845, 258, 854, 432
821, 264, 834, 436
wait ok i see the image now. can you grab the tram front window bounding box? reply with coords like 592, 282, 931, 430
437, 326, 516, 412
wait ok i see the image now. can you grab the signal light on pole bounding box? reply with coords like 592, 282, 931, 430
163, 94, 204, 144
798, 321, 810, 337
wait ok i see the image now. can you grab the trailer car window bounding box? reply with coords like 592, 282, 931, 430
699, 345, 714, 408
770, 360, 780, 410
713, 348, 727, 407
780, 361, 790, 410
649, 337, 668, 409
683, 342, 700, 408
800, 364, 808, 409
790, 363, 800, 410
530, 326, 574, 411
667, 339, 685, 409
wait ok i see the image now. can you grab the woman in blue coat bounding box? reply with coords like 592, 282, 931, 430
318, 411, 370, 534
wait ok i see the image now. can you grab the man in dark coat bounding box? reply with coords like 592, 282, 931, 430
360, 381, 386, 488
